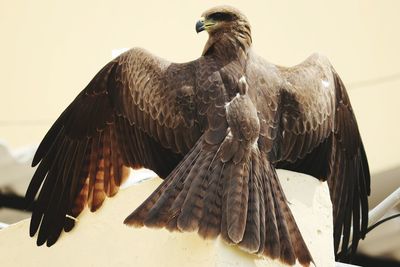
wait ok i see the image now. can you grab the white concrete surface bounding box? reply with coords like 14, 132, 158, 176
0, 170, 334, 267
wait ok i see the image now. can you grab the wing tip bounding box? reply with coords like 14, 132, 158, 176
123, 213, 145, 227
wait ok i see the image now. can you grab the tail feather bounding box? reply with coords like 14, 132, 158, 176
124, 139, 202, 227
124, 136, 313, 266
239, 153, 261, 253
198, 162, 224, 239
269, 163, 313, 265
158, 147, 204, 228
226, 162, 250, 243
176, 150, 215, 231
262, 162, 280, 259
270, 172, 296, 265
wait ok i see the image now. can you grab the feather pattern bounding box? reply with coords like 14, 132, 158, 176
126, 79, 313, 264
26, 6, 369, 266
25, 49, 197, 246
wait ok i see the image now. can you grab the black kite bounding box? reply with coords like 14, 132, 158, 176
26, 6, 370, 266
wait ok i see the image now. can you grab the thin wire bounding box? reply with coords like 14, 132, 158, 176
335, 212, 400, 261
366, 213, 400, 234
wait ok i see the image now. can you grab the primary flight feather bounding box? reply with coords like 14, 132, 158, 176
26, 5, 370, 266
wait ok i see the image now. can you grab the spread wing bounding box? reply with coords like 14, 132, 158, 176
25, 48, 201, 246
247, 52, 370, 260
329, 69, 370, 261
268, 54, 370, 260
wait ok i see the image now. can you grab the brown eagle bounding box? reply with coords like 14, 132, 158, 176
26, 5, 370, 266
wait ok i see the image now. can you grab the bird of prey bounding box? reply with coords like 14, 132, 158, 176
25, 5, 370, 266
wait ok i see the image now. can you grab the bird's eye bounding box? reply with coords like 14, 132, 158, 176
208, 12, 234, 21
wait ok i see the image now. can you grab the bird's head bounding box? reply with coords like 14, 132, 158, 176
196, 6, 250, 35
196, 6, 252, 56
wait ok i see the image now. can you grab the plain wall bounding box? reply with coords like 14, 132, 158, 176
1, 0, 400, 174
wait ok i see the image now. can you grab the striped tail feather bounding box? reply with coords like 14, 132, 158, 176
124, 136, 313, 266
268, 163, 313, 265
124, 138, 204, 227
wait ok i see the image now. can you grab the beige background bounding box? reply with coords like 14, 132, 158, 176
1, 0, 400, 260
1, 0, 400, 174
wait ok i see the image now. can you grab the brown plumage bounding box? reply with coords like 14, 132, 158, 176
26, 5, 370, 266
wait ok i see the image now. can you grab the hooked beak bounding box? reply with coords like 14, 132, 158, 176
195, 18, 205, 33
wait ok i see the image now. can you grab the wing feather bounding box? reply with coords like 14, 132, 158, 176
271, 54, 370, 260
248, 52, 370, 260
26, 48, 200, 246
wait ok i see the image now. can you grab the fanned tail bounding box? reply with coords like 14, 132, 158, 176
267, 163, 313, 265
124, 136, 313, 266
123, 137, 204, 227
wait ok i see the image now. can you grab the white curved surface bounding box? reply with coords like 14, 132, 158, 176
0, 170, 334, 267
